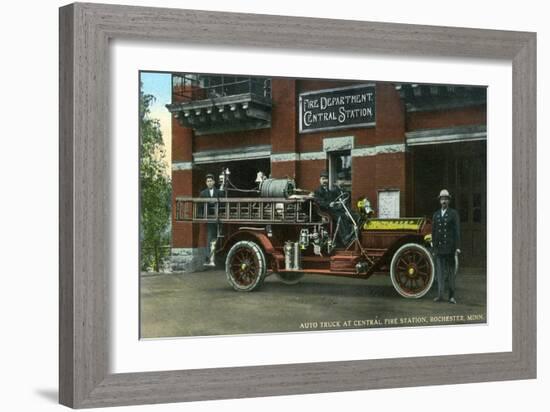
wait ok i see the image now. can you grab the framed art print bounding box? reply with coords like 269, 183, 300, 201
59, 3, 536, 408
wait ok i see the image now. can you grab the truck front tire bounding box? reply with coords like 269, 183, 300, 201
390, 243, 435, 298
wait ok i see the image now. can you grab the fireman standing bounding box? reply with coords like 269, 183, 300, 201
432, 189, 461, 303
200, 173, 224, 267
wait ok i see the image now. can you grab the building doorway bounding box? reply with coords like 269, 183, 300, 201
193, 158, 271, 196
412, 141, 486, 268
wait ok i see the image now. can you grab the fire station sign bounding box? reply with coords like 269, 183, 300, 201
299, 84, 376, 133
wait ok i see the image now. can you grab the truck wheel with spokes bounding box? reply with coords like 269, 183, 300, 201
390, 243, 435, 298
225, 241, 267, 292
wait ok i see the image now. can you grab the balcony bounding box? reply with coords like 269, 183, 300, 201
396, 84, 487, 112
166, 74, 272, 135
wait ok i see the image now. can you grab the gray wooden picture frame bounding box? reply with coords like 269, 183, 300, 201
59, 2, 536, 408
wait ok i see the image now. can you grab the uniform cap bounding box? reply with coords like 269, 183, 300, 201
205, 173, 215, 180
438, 189, 451, 198
320, 170, 329, 178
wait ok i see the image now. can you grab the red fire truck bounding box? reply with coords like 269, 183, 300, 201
176, 177, 434, 299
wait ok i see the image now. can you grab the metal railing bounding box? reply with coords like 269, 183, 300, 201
175, 197, 314, 224
172, 74, 271, 101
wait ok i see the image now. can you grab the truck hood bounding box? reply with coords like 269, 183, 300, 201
363, 217, 427, 232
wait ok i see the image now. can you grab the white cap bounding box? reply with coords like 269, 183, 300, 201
255, 171, 266, 183
438, 189, 451, 198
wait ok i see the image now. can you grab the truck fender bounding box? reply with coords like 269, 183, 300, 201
222, 230, 275, 255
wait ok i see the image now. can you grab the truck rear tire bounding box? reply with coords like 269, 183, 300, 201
225, 240, 267, 292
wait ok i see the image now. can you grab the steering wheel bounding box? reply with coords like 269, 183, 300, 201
330, 191, 349, 209
334, 191, 349, 203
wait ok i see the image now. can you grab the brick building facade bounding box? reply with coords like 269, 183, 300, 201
167, 75, 487, 271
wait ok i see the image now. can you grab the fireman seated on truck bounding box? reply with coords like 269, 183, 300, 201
313, 170, 358, 247
313, 170, 332, 210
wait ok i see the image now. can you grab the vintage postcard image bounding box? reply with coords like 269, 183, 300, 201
139, 72, 487, 338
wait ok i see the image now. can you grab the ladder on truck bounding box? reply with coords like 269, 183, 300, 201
174, 197, 316, 224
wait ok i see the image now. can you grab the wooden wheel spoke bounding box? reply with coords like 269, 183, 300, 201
420, 271, 430, 278
235, 249, 245, 257
231, 252, 258, 285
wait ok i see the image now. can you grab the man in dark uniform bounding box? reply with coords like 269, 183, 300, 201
313, 171, 356, 247
432, 189, 461, 303
330, 172, 358, 246
199, 173, 224, 267
313, 170, 332, 210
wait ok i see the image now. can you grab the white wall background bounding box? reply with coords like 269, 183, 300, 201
0, 0, 546, 411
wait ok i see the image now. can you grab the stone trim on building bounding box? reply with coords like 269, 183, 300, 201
405, 125, 487, 146
179, 137, 405, 171
299, 151, 326, 161
171, 247, 208, 273
193, 145, 271, 164
172, 161, 193, 171
352, 143, 406, 157
271, 152, 299, 162
322, 135, 354, 152
269, 142, 407, 163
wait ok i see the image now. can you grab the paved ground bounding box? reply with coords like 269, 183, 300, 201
140, 268, 486, 338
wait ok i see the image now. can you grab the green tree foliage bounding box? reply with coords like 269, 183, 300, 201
140, 85, 171, 272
